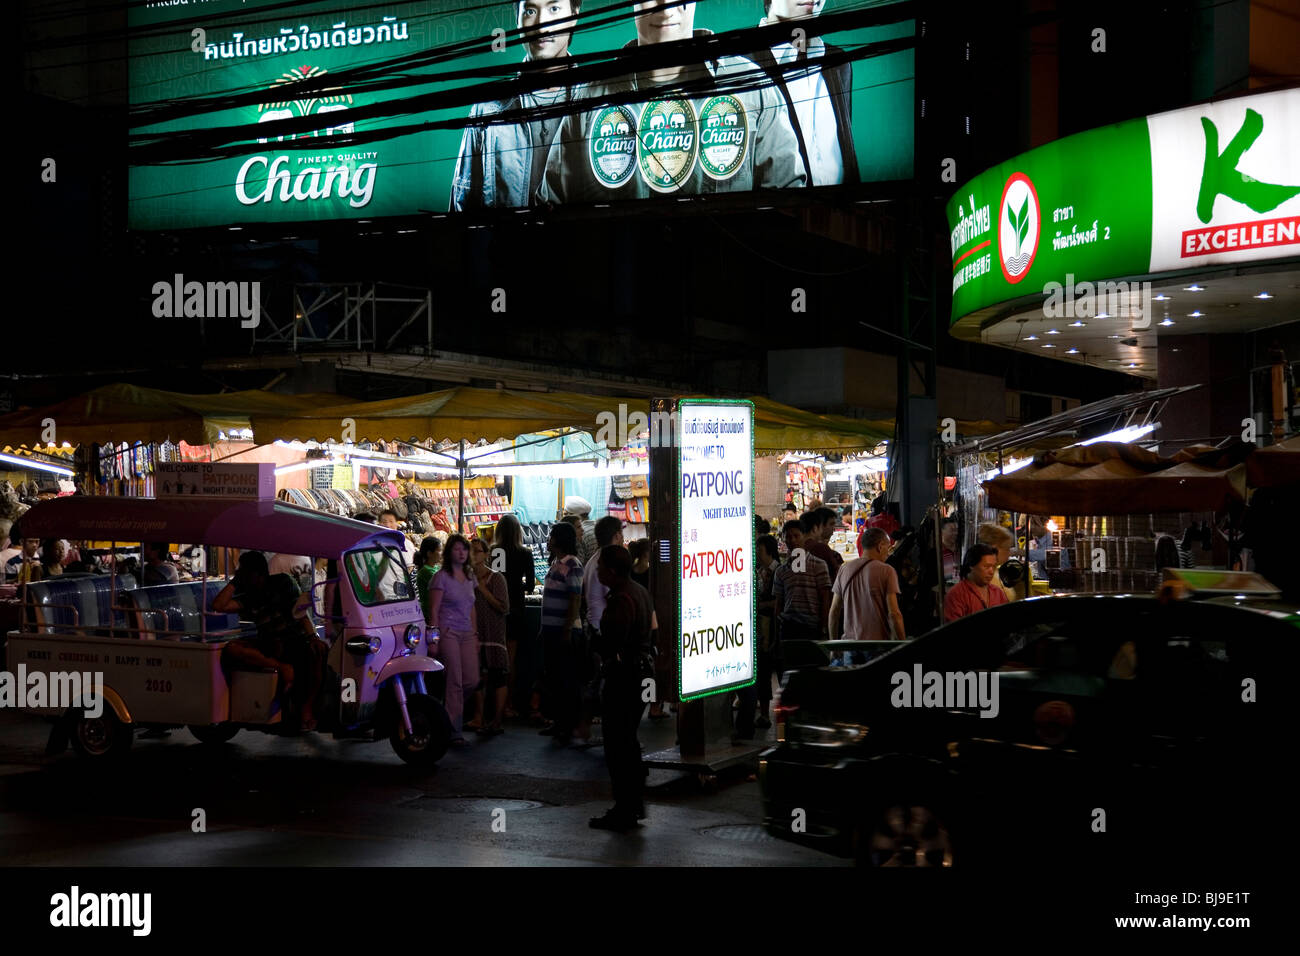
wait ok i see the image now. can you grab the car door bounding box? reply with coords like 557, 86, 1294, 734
1119, 600, 1284, 864
937, 597, 1156, 862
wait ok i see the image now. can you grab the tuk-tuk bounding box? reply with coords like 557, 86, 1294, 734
5, 495, 452, 765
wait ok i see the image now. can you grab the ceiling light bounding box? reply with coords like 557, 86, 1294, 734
1041, 343, 1056, 348
1188, 311, 1203, 317
1159, 318, 1175, 326
1184, 284, 1204, 292
1025, 334, 1039, 341
1069, 320, 1085, 327
1076, 423, 1157, 446
1066, 347, 1080, 354
1255, 291, 1272, 299
1096, 312, 1110, 319
1126, 363, 1140, 368
0, 452, 76, 476
1153, 294, 1170, 302
1108, 334, 1122, 339
1046, 328, 1060, 335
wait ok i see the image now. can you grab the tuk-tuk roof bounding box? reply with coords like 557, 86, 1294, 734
19, 496, 406, 557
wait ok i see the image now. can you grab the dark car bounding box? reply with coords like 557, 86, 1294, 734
760, 593, 1295, 867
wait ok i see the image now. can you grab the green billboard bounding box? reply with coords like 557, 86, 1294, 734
129, 0, 915, 229
947, 87, 1300, 324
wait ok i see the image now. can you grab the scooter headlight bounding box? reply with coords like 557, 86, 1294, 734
404, 623, 422, 650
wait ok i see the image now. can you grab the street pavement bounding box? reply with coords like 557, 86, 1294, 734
0, 709, 846, 867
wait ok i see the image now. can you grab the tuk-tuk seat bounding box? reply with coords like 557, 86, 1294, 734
24, 575, 140, 634
126, 579, 241, 640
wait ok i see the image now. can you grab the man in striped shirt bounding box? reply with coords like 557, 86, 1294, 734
773, 520, 831, 641
539, 520, 584, 741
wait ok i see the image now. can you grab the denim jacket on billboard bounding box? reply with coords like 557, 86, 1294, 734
450, 60, 573, 211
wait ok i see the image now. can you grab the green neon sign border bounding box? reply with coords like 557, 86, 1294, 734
676, 397, 757, 703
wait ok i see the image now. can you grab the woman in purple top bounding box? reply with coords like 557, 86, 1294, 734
428, 533, 478, 744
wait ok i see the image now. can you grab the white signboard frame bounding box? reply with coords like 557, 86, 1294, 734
156, 462, 275, 500
677, 399, 755, 700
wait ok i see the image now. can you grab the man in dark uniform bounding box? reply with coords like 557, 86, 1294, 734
590, 544, 654, 831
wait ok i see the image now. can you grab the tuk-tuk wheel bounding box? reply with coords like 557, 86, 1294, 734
390, 694, 451, 766
188, 724, 241, 745
68, 709, 133, 760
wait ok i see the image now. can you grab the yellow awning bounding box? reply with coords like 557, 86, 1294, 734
0, 384, 338, 447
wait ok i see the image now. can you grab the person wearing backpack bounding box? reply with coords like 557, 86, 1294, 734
829, 528, 905, 664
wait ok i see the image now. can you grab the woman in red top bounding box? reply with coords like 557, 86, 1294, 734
943, 544, 1009, 623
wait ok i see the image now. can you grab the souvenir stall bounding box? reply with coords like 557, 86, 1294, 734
941, 385, 1205, 602
982, 440, 1251, 594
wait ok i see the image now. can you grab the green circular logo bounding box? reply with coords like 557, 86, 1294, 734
588, 104, 638, 189
697, 95, 749, 181
636, 99, 698, 194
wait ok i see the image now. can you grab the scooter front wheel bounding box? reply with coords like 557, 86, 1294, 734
390, 693, 451, 766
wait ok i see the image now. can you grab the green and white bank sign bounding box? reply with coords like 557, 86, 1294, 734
947, 88, 1300, 323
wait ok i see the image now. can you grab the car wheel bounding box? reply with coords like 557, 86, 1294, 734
68, 709, 133, 760
390, 694, 451, 766
188, 723, 240, 745
855, 800, 955, 867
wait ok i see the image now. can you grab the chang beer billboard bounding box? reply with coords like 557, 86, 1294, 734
947, 87, 1300, 323
129, 0, 437, 229
130, 0, 915, 229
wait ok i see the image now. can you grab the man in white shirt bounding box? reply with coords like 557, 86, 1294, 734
583, 516, 625, 635
753, 0, 859, 186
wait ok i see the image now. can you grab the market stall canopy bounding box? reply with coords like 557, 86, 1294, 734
252, 388, 895, 454
1246, 435, 1300, 488
0, 384, 335, 447
983, 441, 1248, 514
19, 495, 403, 556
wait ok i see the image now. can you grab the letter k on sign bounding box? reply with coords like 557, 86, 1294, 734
1198, 108, 1300, 224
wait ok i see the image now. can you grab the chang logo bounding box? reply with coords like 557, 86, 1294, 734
637, 99, 697, 193
236, 65, 377, 209
998, 171, 1040, 283
697, 95, 749, 181
588, 104, 638, 189
255, 65, 354, 143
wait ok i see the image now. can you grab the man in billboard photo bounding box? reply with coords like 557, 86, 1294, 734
752, 0, 858, 186
450, 0, 581, 210
537, 0, 806, 204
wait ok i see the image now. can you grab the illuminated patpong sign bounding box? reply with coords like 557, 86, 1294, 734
677, 400, 754, 700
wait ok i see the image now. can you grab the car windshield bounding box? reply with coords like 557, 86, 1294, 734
343, 545, 412, 607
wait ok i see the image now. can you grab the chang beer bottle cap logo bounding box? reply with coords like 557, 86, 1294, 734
697, 95, 749, 181
588, 104, 638, 189
998, 171, 1040, 284
637, 99, 698, 193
